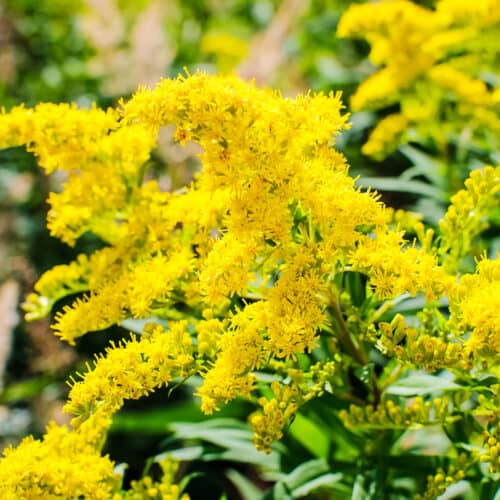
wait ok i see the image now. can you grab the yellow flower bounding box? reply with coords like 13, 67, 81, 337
0, 416, 116, 499
338, 0, 500, 156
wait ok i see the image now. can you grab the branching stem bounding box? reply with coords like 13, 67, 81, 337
327, 291, 381, 405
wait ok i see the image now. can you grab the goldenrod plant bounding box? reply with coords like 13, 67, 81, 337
0, 72, 499, 498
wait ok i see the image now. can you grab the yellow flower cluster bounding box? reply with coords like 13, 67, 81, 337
0, 413, 117, 499
250, 381, 300, 453
439, 166, 500, 270
339, 396, 453, 431
481, 427, 500, 473
0, 322, 194, 498
414, 454, 469, 500
360, 113, 408, 160
377, 313, 471, 372
66, 322, 195, 427
476, 389, 500, 473
338, 0, 500, 157
349, 228, 452, 301
118, 458, 189, 500
0, 72, 499, 494
449, 257, 500, 357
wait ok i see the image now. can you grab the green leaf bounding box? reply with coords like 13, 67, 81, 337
438, 481, 471, 500
270, 481, 293, 500
398, 145, 446, 187
226, 468, 264, 500
168, 419, 282, 470
301, 395, 364, 455
289, 413, 329, 459
474, 374, 499, 387
381, 295, 448, 321
393, 427, 451, 455
280, 459, 329, 491
292, 472, 343, 498
111, 402, 204, 433
480, 479, 500, 500
444, 413, 483, 444
343, 271, 367, 307
352, 472, 370, 500
156, 446, 204, 462
357, 177, 446, 201
414, 198, 447, 225
386, 372, 459, 396
268, 460, 343, 499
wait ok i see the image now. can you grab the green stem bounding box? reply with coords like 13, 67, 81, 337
327, 292, 382, 405
328, 295, 367, 366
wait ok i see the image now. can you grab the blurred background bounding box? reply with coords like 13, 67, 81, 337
1, 1, 498, 498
